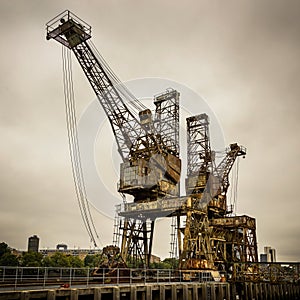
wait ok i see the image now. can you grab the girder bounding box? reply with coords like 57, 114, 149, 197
71, 42, 144, 160
214, 143, 246, 195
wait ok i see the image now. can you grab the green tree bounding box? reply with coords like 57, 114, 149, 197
84, 254, 103, 268
20, 252, 43, 267
0, 252, 19, 266
42, 252, 71, 268
42, 252, 85, 268
84, 255, 94, 267
0, 242, 10, 257
0, 242, 19, 266
162, 258, 179, 269
69, 255, 84, 268
149, 258, 179, 269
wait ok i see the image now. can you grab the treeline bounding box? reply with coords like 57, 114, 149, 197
0, 242, 85, 268
0, 242, 178, 269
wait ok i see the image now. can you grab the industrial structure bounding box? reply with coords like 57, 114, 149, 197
46, 10, 258, 278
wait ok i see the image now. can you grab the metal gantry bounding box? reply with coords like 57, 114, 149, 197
117, 88, 181, 267
186, 114, 213, 176
154, 89, 180, 157
177, 115, 257, 275
47, 10, 258, 275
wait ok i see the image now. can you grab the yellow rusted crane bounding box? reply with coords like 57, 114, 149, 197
46, 11, 257, 275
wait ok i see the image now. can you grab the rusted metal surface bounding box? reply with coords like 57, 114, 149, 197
47, 11, 259, 276
230, 262, 300, 284
211, 215, 256, 229
177, 114, 257, 276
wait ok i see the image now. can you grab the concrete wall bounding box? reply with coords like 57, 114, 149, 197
0, 283, 229, 300
0, 282, 299, 300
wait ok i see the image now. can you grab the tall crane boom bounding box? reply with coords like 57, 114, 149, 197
47, 11, 148, 161
214, 143, 246, 197
71, 42, 144, 160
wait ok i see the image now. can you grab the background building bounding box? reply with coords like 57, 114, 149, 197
40, 246, 102, 260
27, 235, 39, 252
56, 243, 68, 251
260, 246, 276, 262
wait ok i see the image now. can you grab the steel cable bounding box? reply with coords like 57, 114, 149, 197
233, 157, 240, 214
62, 46, 101, 248
88, 41, 147, 114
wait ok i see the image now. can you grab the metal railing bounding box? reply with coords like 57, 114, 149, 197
0, 267, 216, 290
1, 262, 299, 290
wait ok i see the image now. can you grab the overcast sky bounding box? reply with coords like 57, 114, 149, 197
0, 0, 299, 261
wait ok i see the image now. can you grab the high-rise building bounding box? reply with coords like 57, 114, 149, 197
261, 246, 276, 262
270, 248, 276, 262
28, 235, 39, 252
260, 253, 268, 262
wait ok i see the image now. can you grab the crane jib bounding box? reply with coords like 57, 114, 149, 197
47, 12, 148, 159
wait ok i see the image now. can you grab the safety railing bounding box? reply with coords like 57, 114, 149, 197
0, 267, 217, 290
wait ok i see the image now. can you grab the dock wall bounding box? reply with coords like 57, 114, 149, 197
0, 282, 299, 300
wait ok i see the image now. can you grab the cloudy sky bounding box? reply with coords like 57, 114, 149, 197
1, 0, 299, 261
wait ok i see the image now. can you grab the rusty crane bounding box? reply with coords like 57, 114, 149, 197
46, 10, 258, 275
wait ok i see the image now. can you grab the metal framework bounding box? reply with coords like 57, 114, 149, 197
117, 89, 181, 266
214, 143, 246, 197
231, 262, 300, 283
211, 216, 258, 264
47, 11, 144, 161
154, 89, 180, 157
47, 10, 259, 276
169, 216, 178, 259
178, 200, 216, 270
177, 114, 256, 274
185, 114, 215, 201
47, 11, 181, 268
120, 218, 154, 268
186, 114, 212, 175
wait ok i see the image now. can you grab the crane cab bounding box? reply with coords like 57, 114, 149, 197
139, 109, 153, 130
46, 10, 91, 49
